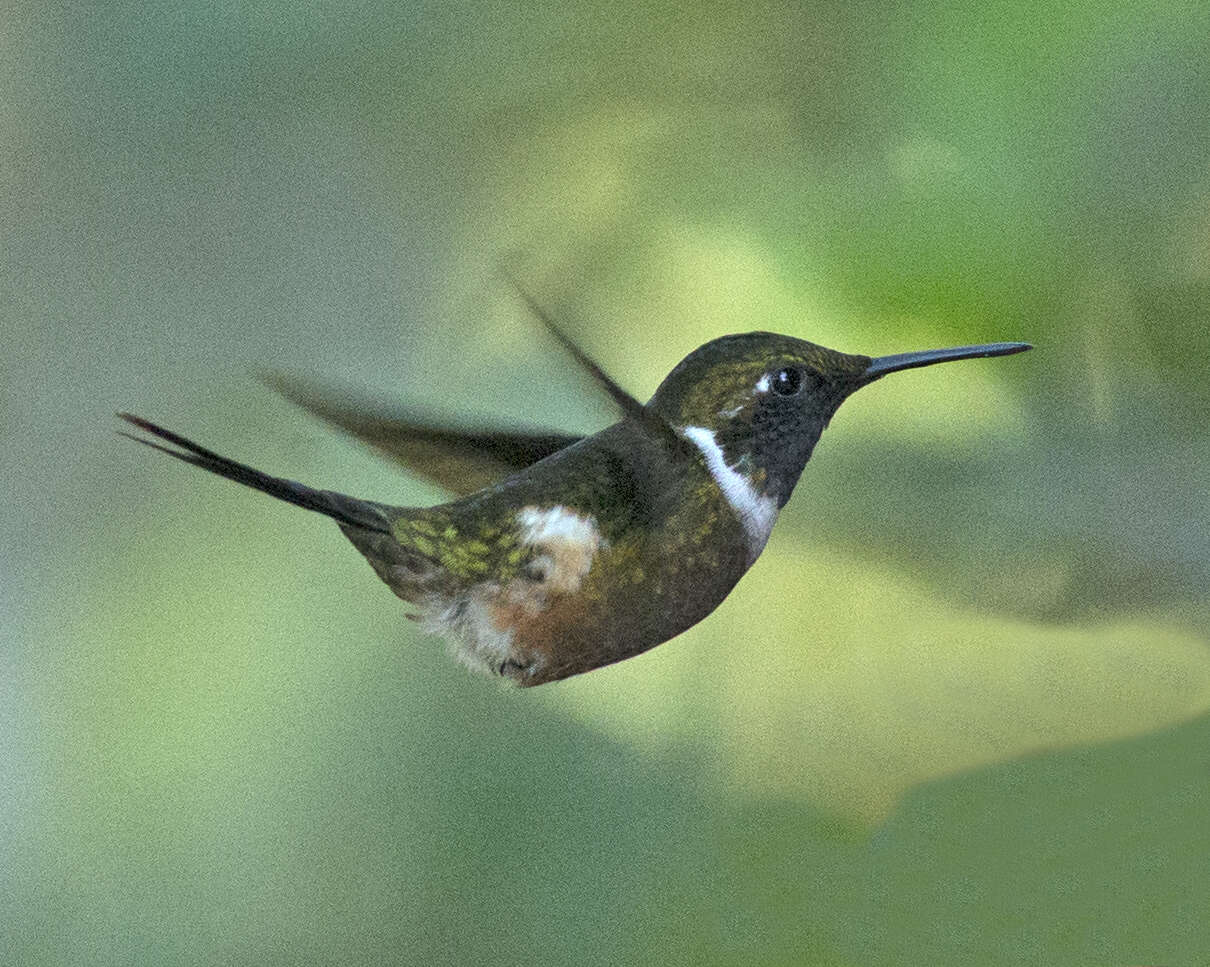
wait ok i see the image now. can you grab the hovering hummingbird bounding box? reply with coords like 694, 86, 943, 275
120, 299, 1029, 686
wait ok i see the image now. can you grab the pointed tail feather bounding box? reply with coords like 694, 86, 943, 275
117, 413, 392, 534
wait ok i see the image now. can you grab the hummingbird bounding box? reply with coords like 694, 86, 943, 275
119, 302, 1029, 686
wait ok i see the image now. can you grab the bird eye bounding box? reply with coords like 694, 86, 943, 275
771, 367, 803, 396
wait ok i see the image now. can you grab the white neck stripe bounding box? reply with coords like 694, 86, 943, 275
680, 425, 778, 559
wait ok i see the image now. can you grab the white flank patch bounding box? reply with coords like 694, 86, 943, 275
409, 506, 604, 684
515, 505, 604, 593
680, 425, 779, 559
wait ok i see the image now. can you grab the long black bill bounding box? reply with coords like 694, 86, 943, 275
864, 341, 1031, 380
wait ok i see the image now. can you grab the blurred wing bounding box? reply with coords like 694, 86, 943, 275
506, 279, 649, 423
267, 284, 670, 497
264, 373, 582, 497
506, 277, 686, 450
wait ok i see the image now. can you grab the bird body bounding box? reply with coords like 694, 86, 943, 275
121, 325, 1029, 686
342, 417, 751, 684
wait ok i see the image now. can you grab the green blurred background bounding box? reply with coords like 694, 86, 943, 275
4, 1, 1209, 964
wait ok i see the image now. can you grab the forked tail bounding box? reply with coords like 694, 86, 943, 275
117, 413, 392, 534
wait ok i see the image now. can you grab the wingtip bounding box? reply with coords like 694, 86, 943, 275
254, 368, 292, 395
117, 411, 155, 432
